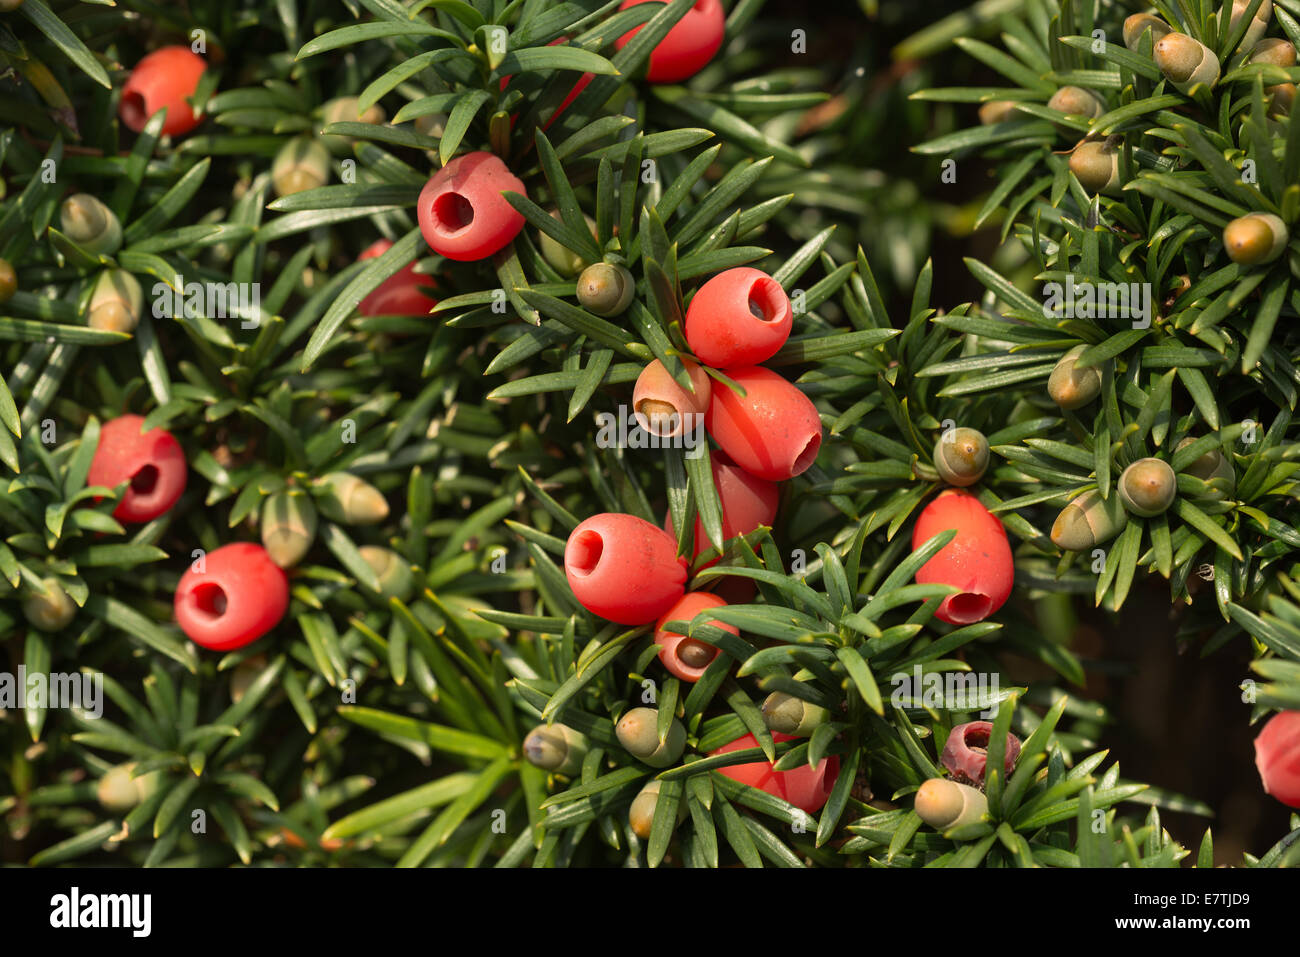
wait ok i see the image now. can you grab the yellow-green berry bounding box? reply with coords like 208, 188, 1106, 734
261, 490, 318, 568
60, 193, 122, 256
22, 577, 77, 632
87, 268, 143, 333
1047, 344, 1103, 410
1118, 457, 1177, 517
914, 777, 988, 830
576, 263, 634, 317
522, 723, 589, 776
1051, 489, 1128, 551
932, 427, 990, 487
273, 135, 331, 198
1223, 212, 1288, 265
615, 707, 685, 768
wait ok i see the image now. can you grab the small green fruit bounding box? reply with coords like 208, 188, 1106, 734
1051, 489, 1127, 551
977, 100, 1017, 125
1047, 345, 1103, 410
522, 723, 589, 776
87, 268, 143, 333
60, 193, 122, 256
1177, 437, 1236, 499
761, 692, 830, 737
320, 96, 387, 155
1069, 139, 1121, 196
615, 707, 685, 768
0, 257, 16, 303
273, 136, 331, 197
1118, 457, 1177, 517
576, 263, 634, 317
932, 427, 990, 487
315, 472, 389, 525
358, 545, 415, 602
261, 490, 318, 568
628, 779, 686, 840
1046, 86, 1105, 120
539, 210, 597, 277
914, 777, 988, 830
1223, 212, 1288, 265
22, 577, 77, 632
1123, 13, 1172, 51
1154, 33, 1220, 93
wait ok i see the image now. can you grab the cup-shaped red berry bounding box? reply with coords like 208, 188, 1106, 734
356, 239, 438, 316
1254, 710, 1300, 808
711, 732, 840, 814
564, 513, 688, 625
665, 450, 779, 562
175, 543, 289, 652
86, 415, 188, 523
684, 268, 792, 367
654, 591, 735, 681
940, 721, 1022, 787
912, 489, 1014, 625
615, 0, 726, 83
633, 358, 710, 438
416, 152, 526, 262
704, 366, 822, 481
119, 46, 207, 137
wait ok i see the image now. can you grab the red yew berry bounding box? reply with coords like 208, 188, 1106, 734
940, 721, 1021, 787
416, 152, 526, 262
704, 366, 822, 481
711, 732, 840, 814
357, 239, 438, 317
1254, 710, 1300, 808
174, 543, 289, 651
912, 489, 1014, 625
86, 414, 187, 523
633, 358, 711, 438
665, 450, 779, 562
684, 267, 793, 367
119, 46, 207, 137
654, 591, 734, 681
616, 0, 725, 83
564, 513, 688, 625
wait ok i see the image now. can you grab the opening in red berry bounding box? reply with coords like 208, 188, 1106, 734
431, 192, 475, 235
192, 582, 228, 618
947, 592, 993, 624
963, 724, 991, 751
120, 91, 148, 131
747, 277, 785, 323
130, 464, 159, 495
567, 530, 603, 576
793, 433, 821, 474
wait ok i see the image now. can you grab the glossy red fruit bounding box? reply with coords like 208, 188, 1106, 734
1254, 710, 1300, 808
86, 415, 187, 523
175, 543, 289, 651
704, 366, 822, 482
665, 451, 779, 562
416, 152, 526, 262
119, 46, 207, 137
711, 732, 840, 814
940, 721, 1022, 787
500, 38, 594, 131
616, 0, 725, 83
685, 268, 792, 367
912, 490, 1014, 625
356, 239, 438, 316
654, 591, 734, 681
564, 513, 688, 625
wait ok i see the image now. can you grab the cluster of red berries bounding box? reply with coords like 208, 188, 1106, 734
84, 416, 288, 652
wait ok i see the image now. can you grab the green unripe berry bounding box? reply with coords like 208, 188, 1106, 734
1223, 213, 1288, 265
932, 427, 990, 487
576, 263, 634, 317
1046, 86, 1105, 120
1051, 489, 1127, 551
315, 472, 389, 525
539, 210, 597, 277
320, 97, 386, 155
1177, 437, 1236, 499
358, 545, 415, 602
762, 691, 831, 737
261, 490, 318, 568
1047, 345, 1103, 410
522, 723, 589, 776
0, 257, 16, 304
87, 268, 143, 333
628, 779, 685, 839
914, 777, 988, 831
978, 100, 1017, 125
97, 763, 162, 814
615, 707, 686, 768
1118, 457, 1177, 517
1069, 139, 1121, 196
1123, 14, 1172, 51
60, 193, 122, 256
273, 135, 331, 198
1154, 33, 1220, 92
1249, 37, 1296, 68
22, 577, 77, 632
